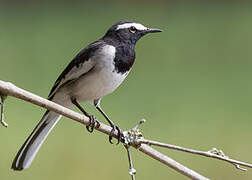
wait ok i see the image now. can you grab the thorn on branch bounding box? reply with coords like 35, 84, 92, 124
0, 94, 8, 128
235, 164, 247, 171
133, 119, 146, 130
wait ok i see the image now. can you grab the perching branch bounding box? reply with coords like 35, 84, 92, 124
1, 79, 251, 179
0, 80, 209, 180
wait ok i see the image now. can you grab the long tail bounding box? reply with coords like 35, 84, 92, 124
11, 110, 62, 170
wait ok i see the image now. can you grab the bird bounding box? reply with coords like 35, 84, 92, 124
11, 20, 162, 171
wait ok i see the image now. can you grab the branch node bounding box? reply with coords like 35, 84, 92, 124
129, 167, 137, 176
0, 94, 8, 128
208, 148, 247, 171
208, 148, 227, 157
123, 119, 146, 148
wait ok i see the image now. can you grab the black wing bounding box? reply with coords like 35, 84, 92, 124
48, 40, 105, 99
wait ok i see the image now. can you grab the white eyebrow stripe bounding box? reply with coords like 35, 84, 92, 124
116, 23, 147, 31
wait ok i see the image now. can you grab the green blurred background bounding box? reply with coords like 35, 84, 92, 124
1, 1, 252, 179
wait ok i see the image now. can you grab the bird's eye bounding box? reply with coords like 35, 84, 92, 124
129, 26, 137, 33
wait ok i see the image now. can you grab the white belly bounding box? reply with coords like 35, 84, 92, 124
67, 45, 129, 101
72, 68, 127, 101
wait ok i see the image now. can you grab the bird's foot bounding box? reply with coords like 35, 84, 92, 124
109, 124, 124, 144
86, 115, 100, 133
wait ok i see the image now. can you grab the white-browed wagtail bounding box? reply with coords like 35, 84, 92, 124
11, 20, 162, 170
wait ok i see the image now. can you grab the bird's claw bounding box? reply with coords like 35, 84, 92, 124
109, 125, 123, 144
86, 115, 100, 133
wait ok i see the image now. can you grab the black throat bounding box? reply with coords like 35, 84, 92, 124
103, 37, 136, 74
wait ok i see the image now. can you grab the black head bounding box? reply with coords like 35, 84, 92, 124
103, 20, 162, 45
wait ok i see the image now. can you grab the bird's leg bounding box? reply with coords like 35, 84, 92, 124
94, 99, 123, 144
71, 98, 100, 133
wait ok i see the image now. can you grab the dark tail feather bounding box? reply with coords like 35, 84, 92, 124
11, 111, 61, 170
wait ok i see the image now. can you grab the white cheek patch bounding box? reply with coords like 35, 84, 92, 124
116, 23, 147, 31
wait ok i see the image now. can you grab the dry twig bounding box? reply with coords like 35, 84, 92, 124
138, 139, 252, 171
0, 94, 8, 128
124, 144, 136, 180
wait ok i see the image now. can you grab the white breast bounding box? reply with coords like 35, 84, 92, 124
69, 45, 129, 102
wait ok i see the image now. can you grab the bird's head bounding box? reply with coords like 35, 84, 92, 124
103, 20, 162, 45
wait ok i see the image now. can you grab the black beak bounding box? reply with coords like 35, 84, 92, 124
144, 28, 163, 34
